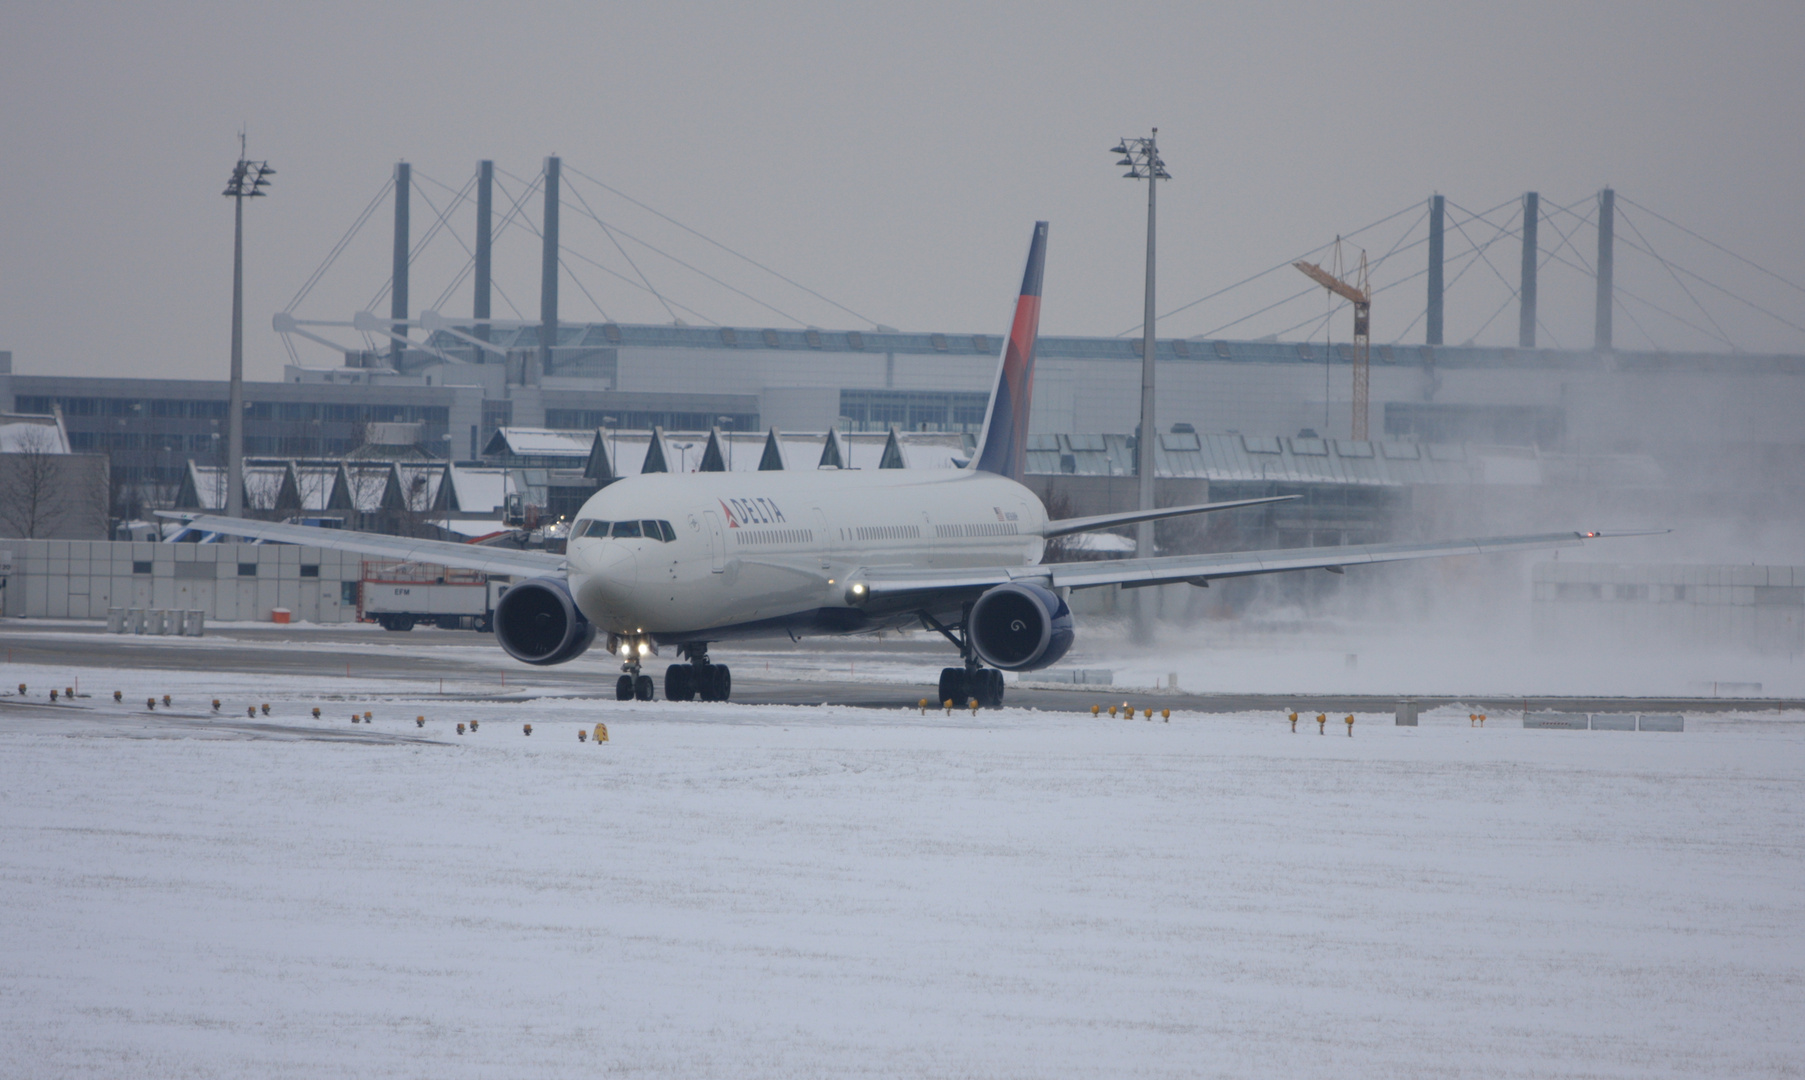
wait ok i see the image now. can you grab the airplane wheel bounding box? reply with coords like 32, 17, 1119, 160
712, 664, 731, 702
694, 663, 719, 701
635, 675, 655, 701
937, 668, 966, 707
665, 664, 693, 701
615, 675, 634, 701
982, 669, 1005, 708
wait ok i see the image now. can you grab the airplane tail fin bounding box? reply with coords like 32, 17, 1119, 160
970, 221, 1047, 483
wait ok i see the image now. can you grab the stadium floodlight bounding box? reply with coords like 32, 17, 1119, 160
1109, 129, 1170, 643
222, 136, 274, 520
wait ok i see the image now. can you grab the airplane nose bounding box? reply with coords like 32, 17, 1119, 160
574, 542, 639, 616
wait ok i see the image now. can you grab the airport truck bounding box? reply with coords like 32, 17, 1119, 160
358, 560, 508, 632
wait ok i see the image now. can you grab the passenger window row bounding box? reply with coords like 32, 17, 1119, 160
573, 518, 677, 542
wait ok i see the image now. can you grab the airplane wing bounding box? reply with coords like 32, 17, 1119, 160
1041, 494, 1298, 538
857, 529, 1664, 605
178, 515, 567, 578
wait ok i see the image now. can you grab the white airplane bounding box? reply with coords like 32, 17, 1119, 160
189, 222, 1648, 706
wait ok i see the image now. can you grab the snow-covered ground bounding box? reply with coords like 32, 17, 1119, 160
2, 659, 1803, 1078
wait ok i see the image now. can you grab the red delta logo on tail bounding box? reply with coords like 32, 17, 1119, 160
971, 222, 1047, 484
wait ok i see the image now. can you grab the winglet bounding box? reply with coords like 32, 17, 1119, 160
971, 222, 1047, 482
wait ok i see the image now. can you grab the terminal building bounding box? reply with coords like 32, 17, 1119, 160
3, 327, 1798, 524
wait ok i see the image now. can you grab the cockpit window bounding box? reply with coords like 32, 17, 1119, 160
577, 518, 674, 540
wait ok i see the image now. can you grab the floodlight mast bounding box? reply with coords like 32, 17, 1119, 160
1111, 129, 1171, 643
222, 138, 274, 519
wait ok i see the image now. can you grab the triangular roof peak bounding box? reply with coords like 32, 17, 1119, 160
641, 427, 670, 474
879, 426, 906, 469
698, 427, 727, 472
758, 427, 786, 471
818, 428, 845, 469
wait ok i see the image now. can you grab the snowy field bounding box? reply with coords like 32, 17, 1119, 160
2, 657, 1803, 1078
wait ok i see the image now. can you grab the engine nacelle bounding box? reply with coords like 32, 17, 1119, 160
493, 577, 596, 666
968, 581, 1074, 672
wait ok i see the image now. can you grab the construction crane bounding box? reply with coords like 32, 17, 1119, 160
1293, 241, 1372, 440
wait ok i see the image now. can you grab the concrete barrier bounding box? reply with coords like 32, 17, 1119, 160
1524, 712, 1590, 729
1590, 713, 1636, 731
1034, 668, 1114, 685
1395, 699, 1419, 726
1638, 713, 1684, 732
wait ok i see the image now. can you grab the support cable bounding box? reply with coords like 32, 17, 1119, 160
477, 172, 544, 322
559, 182, 680, 324
1613, 294, 1661, 351
363, 172, 476, 317
1199, 197, 1513, 341
1509, 224, 1707, 342
557, 259, 615, 323
407, 171, 475, 265
1620, 195, 1805, 298
556, 247, 717, 325
563, 164, 879, 327
563, 187, 810, 328
1262, 199, 1508, 342
1445, 200, 1525, 305
1610, 283, 1730, 348
1388, 218, 1523, 343
285, 177, 391, 313
1612, 207, 1805, 339
1264, 210, 1436, 339
1617, 205, 1736, 349
1280, 234, 1484, 342
1120, 199, 1437, 337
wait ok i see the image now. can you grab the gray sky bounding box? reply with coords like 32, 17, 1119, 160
3, 1, 1802, 381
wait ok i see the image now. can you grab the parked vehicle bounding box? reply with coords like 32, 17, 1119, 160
358, 560, 507, 631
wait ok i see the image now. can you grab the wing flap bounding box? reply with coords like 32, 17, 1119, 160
1045, 531, 1594, 591
178, 515, 566, 578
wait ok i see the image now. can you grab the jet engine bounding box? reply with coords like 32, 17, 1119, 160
968, 581, 1074, 672
493, 577, 596, 666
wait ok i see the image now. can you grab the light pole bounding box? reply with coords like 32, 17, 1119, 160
1112, 130, 1170, 642
222, 139, 274, 518
672, 442, 695, 472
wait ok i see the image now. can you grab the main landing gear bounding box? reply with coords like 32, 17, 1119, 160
664, 644, 730, 702
920, 607, 1004, 709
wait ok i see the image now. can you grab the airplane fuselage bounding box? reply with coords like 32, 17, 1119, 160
566, 468, 1048, 642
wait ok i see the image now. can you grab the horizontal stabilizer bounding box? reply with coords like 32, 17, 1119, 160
1041, 495, 1299, 539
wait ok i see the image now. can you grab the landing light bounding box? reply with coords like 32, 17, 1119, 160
637, 641, 651, 656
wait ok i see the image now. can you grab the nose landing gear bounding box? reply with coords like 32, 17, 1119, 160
613, 635, 656, 701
